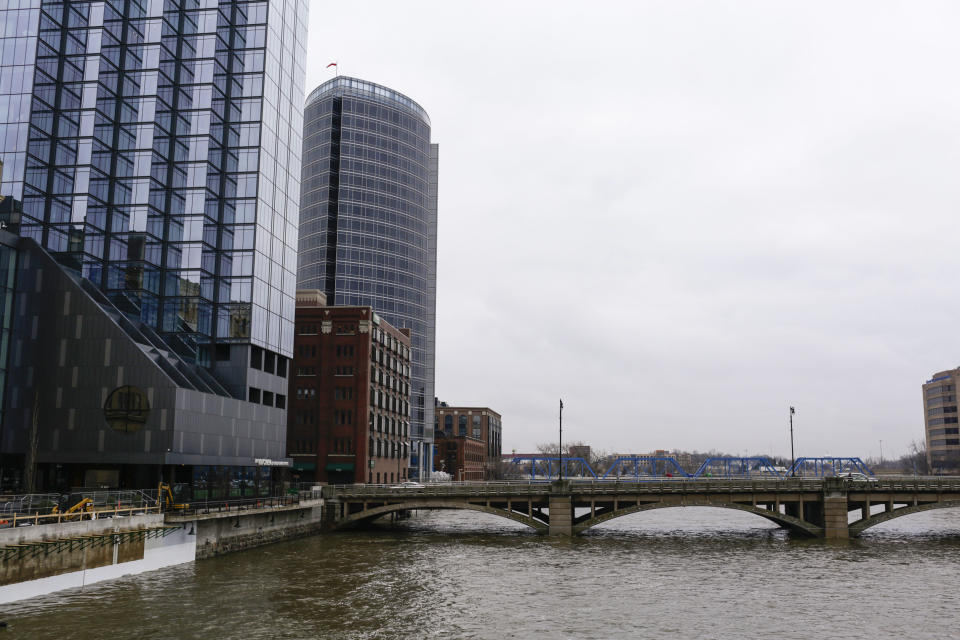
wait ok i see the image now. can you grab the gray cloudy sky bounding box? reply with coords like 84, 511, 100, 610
305, 1, 960, 460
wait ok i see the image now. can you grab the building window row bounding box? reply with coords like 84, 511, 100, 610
332, 437, 353, 454
927, 406, 958, 416
296, 387, 316, 399
250, 346, 288, 378
926, 384, 955, 396
926, 394, 956, 407
931, 438, 960, 447
247, 386, 285, 409
928, 417, 959, 426
929, 427, 960, 436
297, 344, 317, 357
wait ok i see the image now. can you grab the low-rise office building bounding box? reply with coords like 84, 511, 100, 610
923, 369, 960, 470
434, 404, 502, 480
288, 291, 411, 484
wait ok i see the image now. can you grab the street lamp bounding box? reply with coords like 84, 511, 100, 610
789, 406, 796, 476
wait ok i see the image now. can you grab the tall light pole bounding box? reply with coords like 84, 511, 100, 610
559, 399, 564, 482
789, 406, 796, 476
879, 439, 883, 466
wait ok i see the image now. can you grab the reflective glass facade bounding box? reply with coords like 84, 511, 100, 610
299, 77, 438, 477
0, 0, 306, 385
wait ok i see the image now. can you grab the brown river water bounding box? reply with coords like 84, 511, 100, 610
2, 507, 960, 639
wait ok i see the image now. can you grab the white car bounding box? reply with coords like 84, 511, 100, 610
836, 472, 878, 482
389, 481, 425, 489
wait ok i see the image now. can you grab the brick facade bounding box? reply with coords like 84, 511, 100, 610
288, 292, 411, 484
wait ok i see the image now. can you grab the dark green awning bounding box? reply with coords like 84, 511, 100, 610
293, 462, 316, 471
325, 462, 355, 472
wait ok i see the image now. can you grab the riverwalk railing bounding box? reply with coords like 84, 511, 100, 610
167, 494, 302, 516
0, 505, 162, 528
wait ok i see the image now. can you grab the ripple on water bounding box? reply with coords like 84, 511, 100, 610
3, 508, 960, 639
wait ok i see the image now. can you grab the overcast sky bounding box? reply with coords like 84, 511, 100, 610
305, 1, 960, 460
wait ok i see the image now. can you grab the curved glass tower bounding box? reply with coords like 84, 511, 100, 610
299, 76, 438, 479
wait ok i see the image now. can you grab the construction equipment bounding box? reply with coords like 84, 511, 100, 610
51, 496, 93, 518
158, 482, 189, 511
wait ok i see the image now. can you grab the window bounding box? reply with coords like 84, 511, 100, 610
248, 387, 260, 403
275, 394, 285, 409
262, 391, 273, 406
250, 346, 262, 370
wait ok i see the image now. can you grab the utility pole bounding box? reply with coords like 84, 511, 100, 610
789, 406, 796, 477
559, 399, 563, 482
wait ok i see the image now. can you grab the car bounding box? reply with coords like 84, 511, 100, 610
836, 472, 878, 482
389, 481, 425, 489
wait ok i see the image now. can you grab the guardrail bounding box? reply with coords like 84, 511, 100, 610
322, 475, 960, 498
0, 505, 162, 529
166, 494, 301, 516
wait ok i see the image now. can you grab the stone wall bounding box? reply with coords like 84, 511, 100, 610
184, 502, 324, 560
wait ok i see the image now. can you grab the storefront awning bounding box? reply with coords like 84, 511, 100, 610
325, 462, 355, 472
293, 462, 316, 471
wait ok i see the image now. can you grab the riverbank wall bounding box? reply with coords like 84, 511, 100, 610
0, 498, 325, 603
167, 499, 324, 560
0, 514, 195, 604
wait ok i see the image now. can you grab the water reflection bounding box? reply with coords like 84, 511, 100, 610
3, 508, 960, 639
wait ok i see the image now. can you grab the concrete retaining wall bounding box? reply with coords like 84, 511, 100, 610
0, 515, 195, 604
185, 501, 324, 560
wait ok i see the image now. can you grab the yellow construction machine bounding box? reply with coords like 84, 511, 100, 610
50, 496, 94, 519
158, 482, 189, 511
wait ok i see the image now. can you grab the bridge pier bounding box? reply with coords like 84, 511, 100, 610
321, 498, 341, 531
822, 479, 849, 539
549, 482, 573, 536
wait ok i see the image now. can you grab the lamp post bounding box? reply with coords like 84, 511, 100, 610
789, 406, 796, 476
559, 399, 564, 482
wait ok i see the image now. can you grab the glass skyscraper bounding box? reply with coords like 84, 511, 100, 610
0, 0, 306, 391
299, 76, 438, 479
0, 0, 308, 490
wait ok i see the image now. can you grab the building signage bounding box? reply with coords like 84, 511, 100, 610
254, 458, 291, 467
103, 385, 150, 433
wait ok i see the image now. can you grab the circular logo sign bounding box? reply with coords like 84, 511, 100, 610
103, 385, 150, 433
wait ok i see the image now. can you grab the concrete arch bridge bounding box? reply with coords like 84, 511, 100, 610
321, 477, 960, 539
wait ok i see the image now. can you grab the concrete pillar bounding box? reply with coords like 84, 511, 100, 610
822, 495, 849, 539
548, 495, 573, 536
320, 498, 340, 531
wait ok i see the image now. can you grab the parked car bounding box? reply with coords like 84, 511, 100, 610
836, 472, 878, 482
389, 481, 425, 489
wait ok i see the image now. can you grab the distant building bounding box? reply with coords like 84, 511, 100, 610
568, 445, 592, 461
298, 77, 439, 480
434, 405, 502, 480
922, 369, 960, 470
288, 292, 411, 485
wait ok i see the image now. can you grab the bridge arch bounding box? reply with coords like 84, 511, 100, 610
572, 501, 822, 537
332, 500, 549, 533
850, 499, 960, 536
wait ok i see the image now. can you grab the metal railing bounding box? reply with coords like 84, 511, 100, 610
0, 505, 161, 529
167, 494, 301, 516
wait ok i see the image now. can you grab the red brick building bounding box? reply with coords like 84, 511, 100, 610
434, 404, 503, 480
288, 291, 412, 484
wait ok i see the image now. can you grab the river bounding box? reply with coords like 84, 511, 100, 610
3, 507, 960, 639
